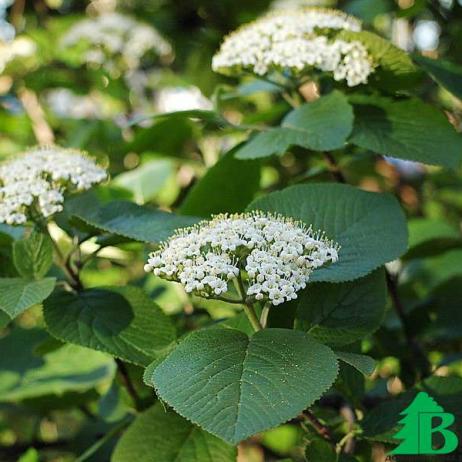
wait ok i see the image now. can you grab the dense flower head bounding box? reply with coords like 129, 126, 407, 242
62, 13, 172, 74
212, 8, 373, 87
0, 146, 107, 225
144, 212, 340, 306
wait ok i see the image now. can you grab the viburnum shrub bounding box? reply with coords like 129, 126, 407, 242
1, 2, 462, 462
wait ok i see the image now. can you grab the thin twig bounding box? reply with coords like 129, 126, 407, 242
43, 223, 83, 291
386, 272, 431, 378
302, 410, 334, 444
115, 359, 142, 411
324, 152, 347, 184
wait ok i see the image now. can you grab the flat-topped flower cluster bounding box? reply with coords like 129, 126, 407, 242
144, 212, 340, 306
62, 12, 171, 74
212, 8, 373, 87
0, 146, 107, 225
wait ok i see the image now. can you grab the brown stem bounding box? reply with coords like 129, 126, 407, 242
115, 359, 142, 411
302, 410, 334, 444
324, 152, 347, 184
386, 271, 431, 378
46, 225, 83, 291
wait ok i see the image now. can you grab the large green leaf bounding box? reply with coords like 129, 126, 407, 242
414, 55, 462, 100
0, 328, 115, 402
295, 270, 386, 346
13, 229, 53, 280
235, 91, 353, 159
248, 183, 407, 282
350, 95, 462, 168
112, 403, 236, 462
180, 148, 260, 217
73, 200, 199, 243
150, 328, 338, 444
338, 30, 422, 91
405, 218, 461, 259
0, 277, 55, 319
44, 286, 176, 366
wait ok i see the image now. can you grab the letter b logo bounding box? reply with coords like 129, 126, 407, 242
391, 392, 459, 455
419, 412, 458, 455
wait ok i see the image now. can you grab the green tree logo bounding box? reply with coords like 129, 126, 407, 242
391, 391, 459, 455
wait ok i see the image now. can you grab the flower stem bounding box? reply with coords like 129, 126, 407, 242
243, 302, 263, 332
234, 275, 263, 332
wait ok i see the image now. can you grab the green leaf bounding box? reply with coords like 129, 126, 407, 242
13, 229, 53, 279
112, 403, 236, 462
335, 363, 365, 406
305, 439, 336, 462
180, 148, 261, 217
338, 30, 422, 91
113, 159, 174, 204
44, 286, 176, 366
0, 328, 115, 402
235, 91, 353, 159
130, 109, 231, 129
350, 95, 462, 168
414, 55, 462, 100
0, 277, 55, 319
74, 200, 199, 243
335, 352, 376, 376
406, 218, 461, 259
150, 328, 338, 444
294, 270, 386, 346
248, 183, 408, 282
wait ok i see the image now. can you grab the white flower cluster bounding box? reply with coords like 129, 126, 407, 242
62, 13, 172, 74
212, 8, 374, 87
145, 213, 339, 306
0, 36, 36, 74
0, 146, 107, 225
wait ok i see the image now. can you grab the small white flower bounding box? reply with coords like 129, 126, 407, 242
62, 12, 172, 74
0, 146, 107, 225
145, 212, 340, 306
212, 8, 373, 87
